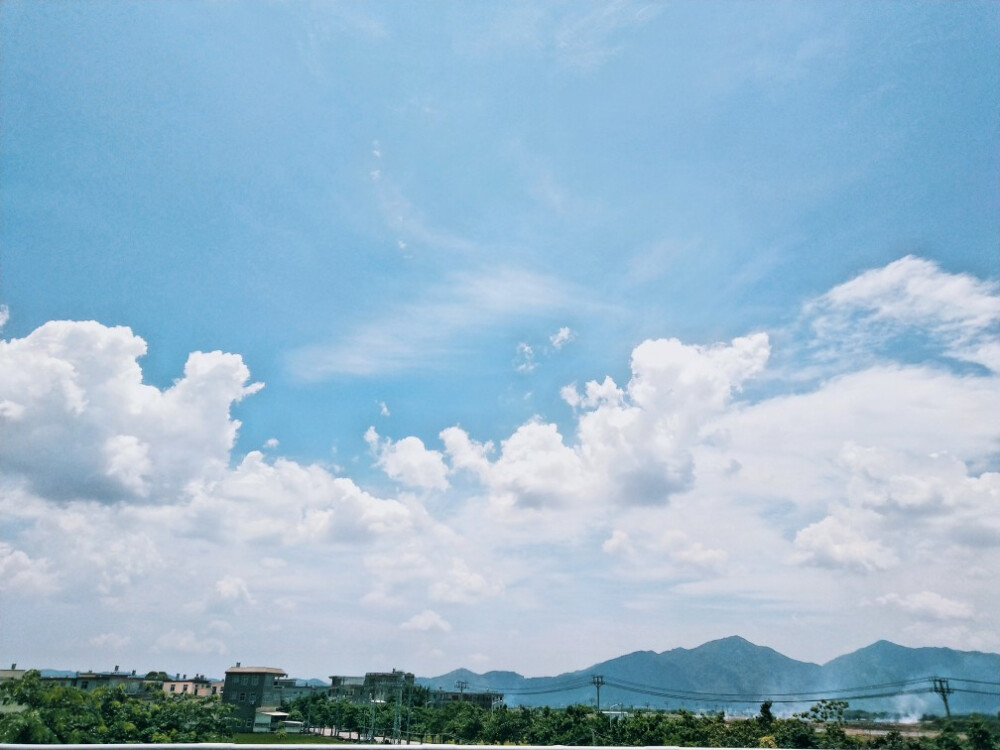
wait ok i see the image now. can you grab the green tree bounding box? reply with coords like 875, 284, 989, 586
934, 723, 962, 750
870, 729, 907, 750
774, 716, 817, 749
758, 700, 776, 731
967, 719, 998, 750
798, 699, 850, 726
0, 670, 233, 744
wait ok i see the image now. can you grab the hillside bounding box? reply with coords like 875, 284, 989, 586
418, 637, 1000, 716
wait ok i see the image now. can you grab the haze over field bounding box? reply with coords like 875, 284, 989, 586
0, 2, 998, 679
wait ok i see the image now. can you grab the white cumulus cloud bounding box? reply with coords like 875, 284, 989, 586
365, 427, 450, 491
792, 512, 900, 573
877, 591, 975, 621
400, 609, 452, 632
0, 321, 262, 504
0, 543, 57, 594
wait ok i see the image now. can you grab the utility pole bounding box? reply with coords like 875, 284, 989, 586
592, 675, 605, 713
394, 681, 403, 744
932, 678, 953, 717
456, 680, 468, 695
406, 682, 414, 745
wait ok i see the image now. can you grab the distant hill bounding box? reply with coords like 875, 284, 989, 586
418, 636, 1000, 716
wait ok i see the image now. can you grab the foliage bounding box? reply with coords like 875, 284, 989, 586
0, 670, 233, 743
7, 670, 996, 748
967, 719, 998, 750
798, 699, 851, 726
277, 691, 999, 749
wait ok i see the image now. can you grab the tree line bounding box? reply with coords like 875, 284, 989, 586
283, 691, 1000, 750
0, 670, 233, 743
2, 670, 997, 748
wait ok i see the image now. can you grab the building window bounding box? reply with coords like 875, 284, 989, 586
239, 692, 246, 702
170, 685, 175, 692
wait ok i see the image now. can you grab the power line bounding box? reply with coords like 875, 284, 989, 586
953, 688, 1000, 696
947, 677, 1000, 686
457, 676, 592, 695
599, 674, 934, 700
425, 673, 998, 706
602, 680, 934, 705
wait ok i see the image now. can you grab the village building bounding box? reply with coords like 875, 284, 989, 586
328, 669, 414, 703
429, 688, 503, 710
162, 673, 219, 697
221, 664, 287, 731
40, 667, 145, 695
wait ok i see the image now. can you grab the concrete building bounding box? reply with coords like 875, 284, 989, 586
0, 664, 27, 685
41, 667, 145, 695
328, 675, 366, 701
162, 673, 218, 698
364, 670, 414, 702
275, 677, 324, 702
0, 665, 27, 715
221, 664, 287, 730
430, 688, 503, 710
328, 669, 414, 703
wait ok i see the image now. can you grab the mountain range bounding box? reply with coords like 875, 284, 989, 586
418, 637, 1000, 717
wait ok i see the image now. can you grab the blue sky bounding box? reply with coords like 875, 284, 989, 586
1, 1, 998, 679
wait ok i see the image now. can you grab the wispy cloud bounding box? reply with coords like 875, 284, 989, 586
514, 342, 536, 373
287, 268, 584, 379
89, 632, 132, 649
153, 629, 227, 655
805, 255, 1000, 372
553, 2, 662, 71
455, 2, 660, 72
550, 326, 575, 349
369, 164, 480, 257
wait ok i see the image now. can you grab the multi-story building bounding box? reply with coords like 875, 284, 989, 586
429, 688, 503, 710
0, 664, 26, 685
274, 677, 323, 702
364, 670, 414, 702
41, 667, 145, 695
221, 664, 287, 730
328, 669, 414, 703
328, 675, 366, 702
0, 665, 27, 715
162, 673, 218, 698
